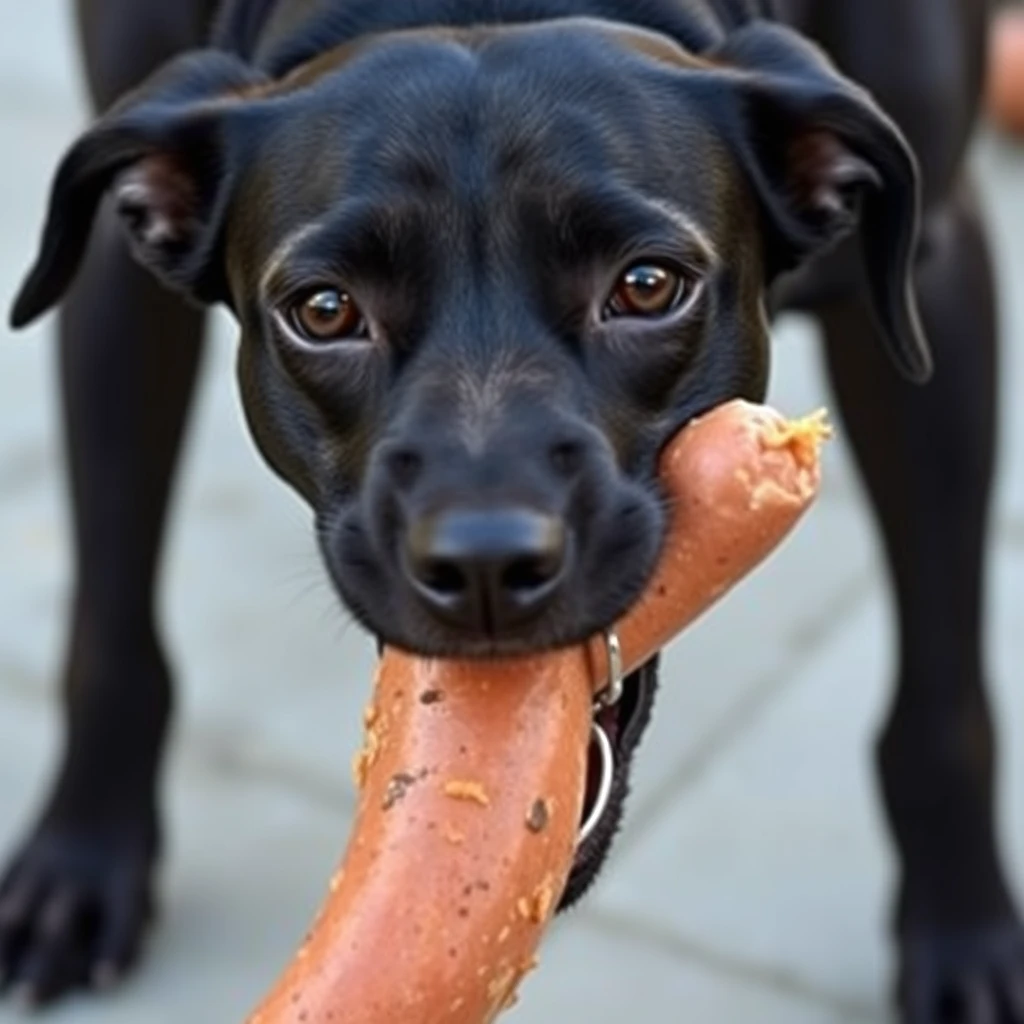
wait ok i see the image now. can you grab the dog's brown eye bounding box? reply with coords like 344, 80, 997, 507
606, 264, 688, 319
290, 288, 365, 342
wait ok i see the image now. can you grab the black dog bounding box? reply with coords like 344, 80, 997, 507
3, 0, 1018, 1019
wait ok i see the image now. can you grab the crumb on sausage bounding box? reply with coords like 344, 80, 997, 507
444, 780, 490, 806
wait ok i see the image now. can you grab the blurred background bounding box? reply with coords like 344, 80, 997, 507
0, 3, 1022, 1021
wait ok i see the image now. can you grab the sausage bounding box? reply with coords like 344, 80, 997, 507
586, 400, 830, 683
244, 399, 831, 1024
987, 9, 1024, 138
249, 653, 593, 1024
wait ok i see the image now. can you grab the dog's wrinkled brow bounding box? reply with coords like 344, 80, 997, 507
259, 219, 328, 298
642, 198, 720, 267
258, 199, 427, 301
537, 188, 719, 271
259, 188, 717, 301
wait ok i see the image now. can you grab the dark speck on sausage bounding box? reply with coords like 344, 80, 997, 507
382, 771, 419, 810
526, 799, 550, 833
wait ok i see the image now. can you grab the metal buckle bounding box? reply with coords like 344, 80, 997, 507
578, 629, 624, 847
578, 719, 615, 847
593, 629, 623, 711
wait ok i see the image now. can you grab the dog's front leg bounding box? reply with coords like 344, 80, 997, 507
0, 0, 214, 1007
817, 179, 1024, 1023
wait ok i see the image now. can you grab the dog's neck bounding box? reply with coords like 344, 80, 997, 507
213, 0, 774, 74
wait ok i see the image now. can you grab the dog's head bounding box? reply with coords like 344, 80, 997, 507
10, 17, 931, 899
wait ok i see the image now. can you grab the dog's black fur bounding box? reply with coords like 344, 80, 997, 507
2, 0, 1019, 1019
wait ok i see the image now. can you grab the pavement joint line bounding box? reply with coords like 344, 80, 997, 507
0, 655, 357, 817
579, 906, 882, 1022
783, 570, 883, 655
182, 723, 357, 817
614, 572, 876, 862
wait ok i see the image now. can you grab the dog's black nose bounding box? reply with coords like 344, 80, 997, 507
403, 508, 569, 633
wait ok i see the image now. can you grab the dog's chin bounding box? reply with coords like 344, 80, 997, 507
335, 566, 656, 661
361, 609, 630, 662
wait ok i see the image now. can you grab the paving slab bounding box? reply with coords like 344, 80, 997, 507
590, 546, 1024, 1013
974, 136, 1024, 524
522, 912, 874, 1024
0, 687, 357, 1024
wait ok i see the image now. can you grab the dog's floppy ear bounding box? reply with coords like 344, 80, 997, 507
702, 22, 933, 383
9, 50, 268, 329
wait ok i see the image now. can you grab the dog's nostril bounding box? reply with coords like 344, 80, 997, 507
501, 552, 562, 593
419, 558, 466, 597
550, 439, 586, 479
403, 508, 570, 633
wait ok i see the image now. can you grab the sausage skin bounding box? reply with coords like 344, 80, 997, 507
587, 400, 830, 682
245, 400, 830, 1024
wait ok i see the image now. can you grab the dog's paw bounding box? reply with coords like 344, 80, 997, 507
0, 821, 156, 1008
898, 923, 1024, 1023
